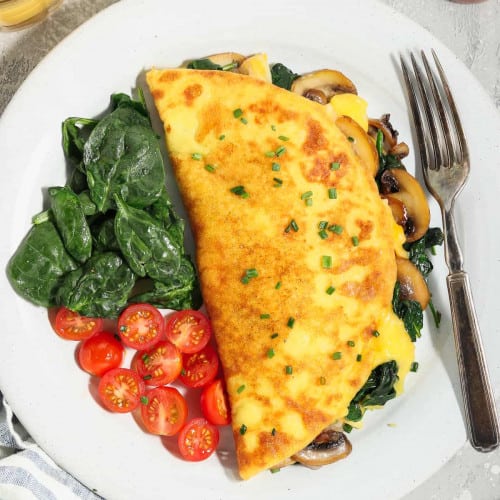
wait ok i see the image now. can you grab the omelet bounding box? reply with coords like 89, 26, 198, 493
146, 68, 414, 479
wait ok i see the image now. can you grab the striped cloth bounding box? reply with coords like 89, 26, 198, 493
0, 393, 101, 500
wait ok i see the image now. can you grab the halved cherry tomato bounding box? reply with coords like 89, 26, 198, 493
200, 379, 231, 426
98, 368, 145, 413
54, 307, 103, 341
178, 418, 219, 462
179, 344, 219, 388
117, 303, 164, 350
131, 340, 182, 386
165, 309, 212, 354
140, 386, 188, 436
78, 331, 124, 377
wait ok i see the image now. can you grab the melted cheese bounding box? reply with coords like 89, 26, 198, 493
146, 68, 415, 479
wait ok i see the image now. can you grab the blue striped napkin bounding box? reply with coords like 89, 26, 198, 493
0, 393, 102, 500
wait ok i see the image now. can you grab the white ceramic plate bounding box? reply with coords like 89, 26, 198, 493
1, 0, 499, 498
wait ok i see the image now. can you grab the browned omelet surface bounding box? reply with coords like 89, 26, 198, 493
146, 68, 414, 479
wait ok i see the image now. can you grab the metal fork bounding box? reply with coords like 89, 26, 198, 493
400, 50, 499, 452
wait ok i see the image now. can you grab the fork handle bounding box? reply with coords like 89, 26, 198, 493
447, 271, 500, 451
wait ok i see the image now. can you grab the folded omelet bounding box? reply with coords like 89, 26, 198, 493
146, 68, 414, 479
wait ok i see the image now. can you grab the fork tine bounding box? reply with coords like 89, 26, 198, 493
420, 51, 453, 168
410, 52, 442, 170
400, 56, 430, 171
431, 49, 470, 165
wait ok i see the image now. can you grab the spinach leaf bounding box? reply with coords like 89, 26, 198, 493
346, 361, 399, 422
62, 117, 98, 167
111, 91, 150, 119
91, 217, 120, 252
404, 227, 444, 278
49, 186, 92, 263
56, 252, 135, 318
84, 106, 165, 212
187, 58, 222, 70
146, 188, 185, 244
271, 63, 299, 90
114, 195, 181, 282
77, 190, 98, 217
392, 282, 423, 342
131, 258, 201, 310
7, 221, 78, 307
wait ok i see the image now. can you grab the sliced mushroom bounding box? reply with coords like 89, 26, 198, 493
368, 114, 398, 152
291, 69, 357, 103
389, 141, 410, 160
207, 52, 245, 70
291, 428, 352, 468
396, 257, 430, 309
380, 168, 430, 243
335, 115, 378, 177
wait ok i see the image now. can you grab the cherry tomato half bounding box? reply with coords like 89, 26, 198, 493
178, 418, 219, 462
140, 386, 188, 436
200, 379, 231, 426
54, 307, 103, 341
117, 303, 164, 350
179, 345, 219, 388
78, 331, 124, 377
131, 340, 182, 386
165, 309, 212, 354
98, 368, 145, 413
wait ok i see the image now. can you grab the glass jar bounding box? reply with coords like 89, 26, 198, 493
0, 0, 62, 31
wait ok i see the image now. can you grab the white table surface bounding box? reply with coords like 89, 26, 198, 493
1, 0, 499, 499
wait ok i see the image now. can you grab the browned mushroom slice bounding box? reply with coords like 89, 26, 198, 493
379, 168, 430, 243
291, 428, 352, 468
368, 115, 398, 152
291, 69, 357, 103
207, 52, 245, 70
335, 115, 378, 177
396, 257, 430, 309
389, 141, 410, 160
383, 195, 409, 228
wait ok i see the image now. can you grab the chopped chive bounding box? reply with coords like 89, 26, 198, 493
318, 230, 329, 240
272, 162, 281, 171
219, 134, 226, 140
267, 348, 276, 359
230, 185, 249, 198
332, 351, 342, 360
343, 423, 353, 433
305, 198, 313, 207
330, 161, 341, 171
233, 108, 243, 118
275, 281, 282, 290
221, 61, 238, 71
301, 191, 313, 200
285, 365, 293, 375
270, 467, 280, 474
319, 376, 327, 385
352, 235, 360, 246
143, 374, 153, 381
372, 330, 380, 337
191, 152, 202, 160
240, 424, 247, 435
270, 333, 279, 339
410, 361, 419, 372
356, 354, 362, 362
204, 164, 216, 173
278, 135, 289, 141
429, 300, 442, 329
318, 221, 328, 230
287, 317, 295, 328
273, 177, 283, 186
237, 384, 246, 393
275, 146, 287, 157
240, 117, 248, 124
326, 286, 336, 295
321, 255, 332, 269
347, 340, 355, 347
285, 219, 299, 233
347, 136, 355, 142
271, 124, 277, 131
140, 396, 149, 405
265, 150, 276, 157
271, 428, 277, 436
328, 188, 337, 199
260, 313, 271, 319
328, 224, 343, 234
241, 268, 258, 284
